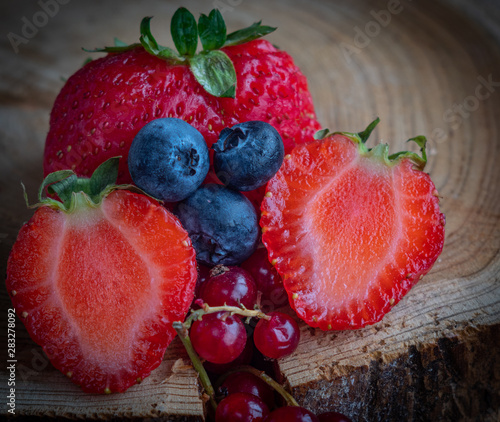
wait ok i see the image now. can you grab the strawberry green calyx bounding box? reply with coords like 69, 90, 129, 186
24, 157, 130, 213
388, 135, 427, 170
84, 7, 276, 98
315, 118, 428, 171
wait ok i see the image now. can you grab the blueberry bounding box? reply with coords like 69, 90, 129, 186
174, 184, 259, 266
128, 118, 209, 202
212, 121, 285, 191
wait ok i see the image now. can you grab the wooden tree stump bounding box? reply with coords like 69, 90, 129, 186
0, 0, 499, 420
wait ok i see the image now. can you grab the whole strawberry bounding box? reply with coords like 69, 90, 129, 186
6, 158, 197, 393
261, 119, 446, 330
43, 8, 321, 184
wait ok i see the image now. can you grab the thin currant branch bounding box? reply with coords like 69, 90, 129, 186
183, 301, 271, 329
172, 321, 218, 411
218, 365, 299, 407
173, 302, 278, 412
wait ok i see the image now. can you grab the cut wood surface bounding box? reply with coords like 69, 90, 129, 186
1, 0, 499, 421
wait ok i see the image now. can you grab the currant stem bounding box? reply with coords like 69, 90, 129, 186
225, 365, 299, 407
172, 321, 217, 411
183, 302, 271, 329
174, 303, 279, 412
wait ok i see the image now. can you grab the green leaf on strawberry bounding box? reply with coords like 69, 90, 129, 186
388, 135, 427, 171
171, 7, 198, 57
113, 37, 128, 47
31, 157, 125, 212
198, 9, 227, 51
316, 118, 428, 171
83, 7, 276, 98
88, 155, 120, 197
224, 21, 277, 46
139, 16, 179, 60
190, 50, 237, 98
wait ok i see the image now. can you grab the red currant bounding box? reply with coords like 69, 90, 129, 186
190, 312, 247, 364
194, 264, 211, 299
264, 406, 319, 422
317, 412, 353, 422
241, 248, 287, 309
200, 266, 257, 309
253, 312, 300, 359
216, 392, 269, 422
219, 371, 275, 410
204, 335, 254, 375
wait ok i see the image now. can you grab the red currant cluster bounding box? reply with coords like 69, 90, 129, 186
173, 250, 353, 421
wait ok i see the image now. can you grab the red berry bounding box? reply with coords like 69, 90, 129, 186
253, 312, 300, 359
200, 266, 257, 309
6, 163, 197, 393
216, 392, 269, 422
194, 264, 211, 299
190, 312, 247, 364
261, 120, 445, 329
264, 406, 319, 422
204, 335, 254, 375
241, 248, 287, 310
317, 411, 353, 422
219, 371, 275, 410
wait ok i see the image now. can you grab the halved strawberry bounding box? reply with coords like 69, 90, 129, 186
6, 158, 197, 393
260, 119, 445, 330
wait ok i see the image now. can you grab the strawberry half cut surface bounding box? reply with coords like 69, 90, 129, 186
6, 158, 197, 393
261, 119, 445, 330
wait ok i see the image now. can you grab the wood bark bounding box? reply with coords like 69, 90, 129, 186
0, 0, 499, 420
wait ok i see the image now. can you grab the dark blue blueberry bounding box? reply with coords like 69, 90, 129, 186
128, 118, 209, 202
212, 121, 284, 191
174, 184, 260, 266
